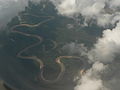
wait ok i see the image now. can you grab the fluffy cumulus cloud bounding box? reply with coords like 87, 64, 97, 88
50, 0, 120, 27
51, 0, 77, 16
88, 21, 120, 63
0, 0, 41, 28
74, 62, 108, 90
74, 57, 120, 90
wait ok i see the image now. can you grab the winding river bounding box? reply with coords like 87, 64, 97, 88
11, 13, 84, 84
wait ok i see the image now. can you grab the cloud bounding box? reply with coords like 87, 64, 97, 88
50, 0, 120, 27
74, 59, 120, 90
51, 0, 77, 16
74, 62, 108, 90
87, 21, 120, 63
74, 61, 120, 90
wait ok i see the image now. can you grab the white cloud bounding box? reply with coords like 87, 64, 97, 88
57, 0, 77, 16
74, 62, 108, 90
50, 0, 120, 27
88, 21, 120, 63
